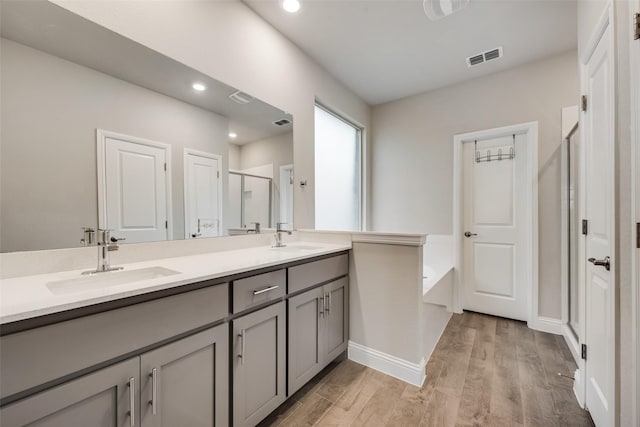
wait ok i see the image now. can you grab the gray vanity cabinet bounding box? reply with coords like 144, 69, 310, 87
288, 277, 349, 395
324, 277, 349, 362
288, 286, 325, 393
232, 301, 286, 427
0, 358, 139, 427
140, 324, 228, 427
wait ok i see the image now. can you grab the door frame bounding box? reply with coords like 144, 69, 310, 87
576, 5, 616, 422
96, 129, 173, 239
279, 164, 294, 225
183, 148, 223, 239
453, 121, 539, 328
630, 0, 640, 423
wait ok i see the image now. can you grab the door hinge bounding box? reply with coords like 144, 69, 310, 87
165, 220, 168, 229
636, 223, 640, 249
164, 163, 167, 172
581, 95, 588, 112
581, 344, 587, 360
217, 171, 220, 179
582, 219, 588, 235
634, 13, 640, 40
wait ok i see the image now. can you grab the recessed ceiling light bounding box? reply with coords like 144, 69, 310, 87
192, 82, 207, 91
282, 0, 300, 13
228, 132, 237, 139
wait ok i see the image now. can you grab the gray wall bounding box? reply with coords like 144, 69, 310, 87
370, 50, 579, 320
1, 38, 229, 252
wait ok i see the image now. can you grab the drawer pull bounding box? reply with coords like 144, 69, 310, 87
253, 285, 279, 296
149, 368, 158, 415
238, 330, 246, 364
128, 377, 135, 427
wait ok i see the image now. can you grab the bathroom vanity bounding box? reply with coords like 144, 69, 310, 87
0, 244, 350, 427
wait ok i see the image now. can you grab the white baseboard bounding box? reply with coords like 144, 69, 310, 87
347, 341, 426, 387
529, 316, 564, 335
561, 324, 581, 364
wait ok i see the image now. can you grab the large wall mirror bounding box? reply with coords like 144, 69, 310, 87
0, 1, 294, 253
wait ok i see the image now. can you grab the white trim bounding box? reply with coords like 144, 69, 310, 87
453, 122, 539, 325
183, 148, 224, 239
562, 324, 581, 365
347, 341, 426, 387
579, 4, 611, 65
350, 232, 426, 246
529, 316, 563, 335
630, 0, 640, 424
96, 129, 173, 240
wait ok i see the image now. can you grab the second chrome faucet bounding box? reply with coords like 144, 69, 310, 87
82, 229, 126, 275
273, 222, 292, 248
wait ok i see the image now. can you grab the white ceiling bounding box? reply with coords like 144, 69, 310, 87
1, 1, 292, 145
245, 0, 578, 105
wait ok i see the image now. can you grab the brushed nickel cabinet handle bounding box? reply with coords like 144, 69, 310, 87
238, 330, 245, 364
325, 293, 330, 314
319, 297, 324, 317
128, 377, 135, 427
253, 285, 279, 296
149, 368, 158, 415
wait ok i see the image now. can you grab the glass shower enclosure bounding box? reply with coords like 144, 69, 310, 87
228, 172, 273, 229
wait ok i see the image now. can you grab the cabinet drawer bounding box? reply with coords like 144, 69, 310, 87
0, 283, 228, 400
288, 254, 348, 294
233, 270, 285, 313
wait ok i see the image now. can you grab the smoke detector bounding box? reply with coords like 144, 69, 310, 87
466, 47, 503, 67
228, 91, 253, 104
423, 0, 469, 20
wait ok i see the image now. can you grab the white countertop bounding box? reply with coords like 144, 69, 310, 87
0, 241, 351, 325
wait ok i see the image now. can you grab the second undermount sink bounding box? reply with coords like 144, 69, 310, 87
47, 266, 181, 295
269, 245, 323, 252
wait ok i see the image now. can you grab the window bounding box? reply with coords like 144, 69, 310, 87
314, 104, 362, 231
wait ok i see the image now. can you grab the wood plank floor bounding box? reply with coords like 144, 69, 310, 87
258, 312, 594, 427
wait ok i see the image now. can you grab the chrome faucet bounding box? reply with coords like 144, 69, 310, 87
83, 229, 125, 275
273, 222, 292, 248
246, 222, 261, 234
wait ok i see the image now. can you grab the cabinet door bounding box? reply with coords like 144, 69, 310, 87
288, 286, 325, 395
233, 301, 286, 427
140, 324, 228, 427
324, 277, 349, 362
0, 358, 139, 427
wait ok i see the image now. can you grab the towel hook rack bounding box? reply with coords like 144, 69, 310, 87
475, 134, 515, 163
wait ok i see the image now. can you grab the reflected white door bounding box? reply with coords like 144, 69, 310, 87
184, 151, 221, 238
279, 164, 294, 224
583, 24, 614, 427
462, 133, 529, 320
101, 133, 169, 243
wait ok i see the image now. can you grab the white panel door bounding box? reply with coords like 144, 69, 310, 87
462, 134, 529, 320
103, 136, 168, 243
583, 25, 615, 427
185, 152, 221, 239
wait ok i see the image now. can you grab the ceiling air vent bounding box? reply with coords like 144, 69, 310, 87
273, 119, 291, 126
229, 91, 253, 104
466, 46, 503, 67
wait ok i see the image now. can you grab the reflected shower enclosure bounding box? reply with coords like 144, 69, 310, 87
228, 172, 273, 229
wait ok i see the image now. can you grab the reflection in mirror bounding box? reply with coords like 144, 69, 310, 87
0, 1, 293, 252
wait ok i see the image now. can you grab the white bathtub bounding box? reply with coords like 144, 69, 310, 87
422, 235, 454, 310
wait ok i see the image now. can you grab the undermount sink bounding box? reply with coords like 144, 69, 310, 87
269, 245, 322, 252
47, 266, 181, 295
